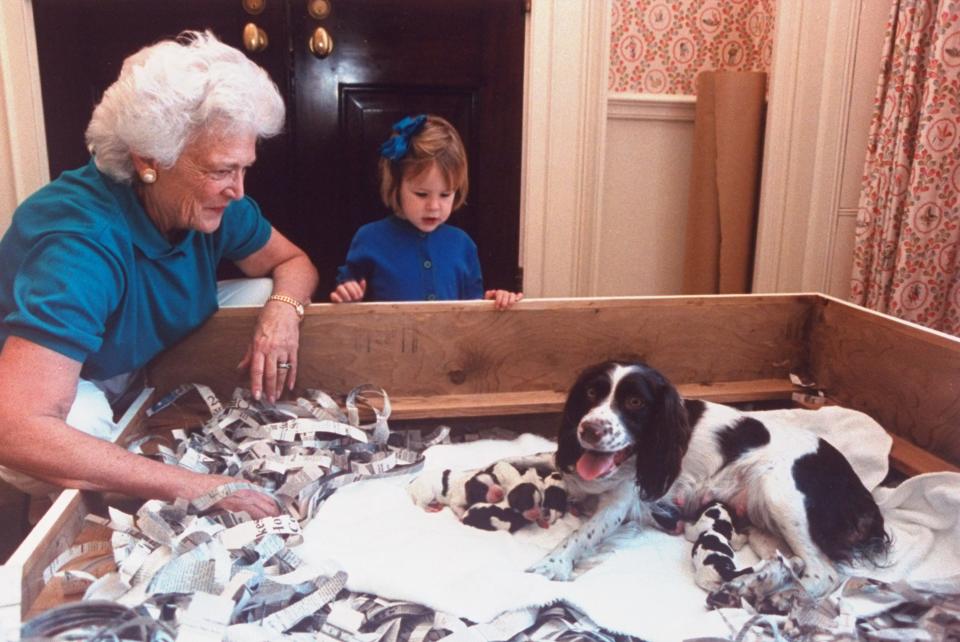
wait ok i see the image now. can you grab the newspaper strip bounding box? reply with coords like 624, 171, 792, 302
175, 591, 235, 642
41, 541, 114, 583
260, 571, 348, 633
217, 515, 301, 549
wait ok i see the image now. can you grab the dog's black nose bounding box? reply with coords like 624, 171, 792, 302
580, 419, 605, 445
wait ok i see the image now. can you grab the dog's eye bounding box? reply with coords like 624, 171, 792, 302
585, 386, 599, 401
625, 396, 645, 410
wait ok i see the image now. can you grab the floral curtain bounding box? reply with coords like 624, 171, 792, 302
850, 0, 959, 335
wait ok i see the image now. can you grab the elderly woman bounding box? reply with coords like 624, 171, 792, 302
0, 32, 318, 518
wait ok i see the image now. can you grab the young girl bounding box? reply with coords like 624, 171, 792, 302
329, 114, 523, 310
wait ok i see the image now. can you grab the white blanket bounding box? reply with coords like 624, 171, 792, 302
296, 407, 960, 641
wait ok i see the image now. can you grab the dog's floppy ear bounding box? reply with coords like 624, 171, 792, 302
555, 362, 614, 472
555, 414, 582, 473
634, 368, 691, 500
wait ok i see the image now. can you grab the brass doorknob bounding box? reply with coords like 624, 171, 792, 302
243, 22, 269, 53
308, 26, 334, 58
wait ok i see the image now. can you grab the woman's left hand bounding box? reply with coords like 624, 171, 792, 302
233, 227, 319, 403
237, 300, 302, 402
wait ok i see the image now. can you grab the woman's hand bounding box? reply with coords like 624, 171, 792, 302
330, 278, 367, 303
237, 298, 302, 402
233, 227, 319, 402
484, 289, 524, 310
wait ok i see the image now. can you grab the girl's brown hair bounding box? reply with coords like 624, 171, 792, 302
379, 115, 469, 214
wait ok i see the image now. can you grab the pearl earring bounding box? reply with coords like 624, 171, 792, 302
141, 168, 157, 184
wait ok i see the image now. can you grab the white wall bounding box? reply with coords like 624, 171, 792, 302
599, 1, 889, 299
600, 95, 695, 295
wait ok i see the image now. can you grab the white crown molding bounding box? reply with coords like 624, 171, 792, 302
607, 93, 696, 122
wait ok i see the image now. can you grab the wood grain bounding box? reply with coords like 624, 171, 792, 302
6, 490, 94, 618
387, 378, 798, 419
889, 433, 960, 476
808, 296, 960, 467
148, 295, 814, 401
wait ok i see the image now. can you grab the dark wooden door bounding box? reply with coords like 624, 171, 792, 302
31, 0, 525, 295
290, 0, 525, 292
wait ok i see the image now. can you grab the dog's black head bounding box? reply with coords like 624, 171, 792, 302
556, 360, 691, 500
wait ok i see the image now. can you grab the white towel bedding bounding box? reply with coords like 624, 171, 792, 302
296, 407, 960, 641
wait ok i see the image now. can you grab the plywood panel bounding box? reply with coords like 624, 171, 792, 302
148, 296, 815, 401
809, 297, 960, 466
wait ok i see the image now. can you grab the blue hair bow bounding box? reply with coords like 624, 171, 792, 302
379, 114, 427, 161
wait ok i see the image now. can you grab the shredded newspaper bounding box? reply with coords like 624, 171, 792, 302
20, 383, 643, 642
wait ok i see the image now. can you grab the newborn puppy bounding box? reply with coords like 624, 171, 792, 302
539, 471, 569, 526
685, 500, 752, 591
461, 463, 551, 533
504, 467, 544, 524
408, 467, 505, 517
459, 466, 506, 509
461, 502, 529, 532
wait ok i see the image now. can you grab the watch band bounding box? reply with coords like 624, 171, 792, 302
268, 294, 305, 321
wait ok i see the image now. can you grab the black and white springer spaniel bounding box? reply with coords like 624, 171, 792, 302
527, 360, 890, 597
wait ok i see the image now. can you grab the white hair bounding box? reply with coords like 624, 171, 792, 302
85, 30, 285, 183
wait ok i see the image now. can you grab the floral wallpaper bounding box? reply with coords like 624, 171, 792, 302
609, 0, 775, 95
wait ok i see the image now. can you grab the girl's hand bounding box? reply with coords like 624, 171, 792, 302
330, 279, 367, 303
484, 289, 524, 310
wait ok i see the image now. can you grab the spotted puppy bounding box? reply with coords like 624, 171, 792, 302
408, 466, 505, 517
461, 463, 543, 532
539, 471, 569, 526
461, 503, 530, 532
684, 500, 752, 591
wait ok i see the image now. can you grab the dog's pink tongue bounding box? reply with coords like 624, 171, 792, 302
577, 452, 615, 480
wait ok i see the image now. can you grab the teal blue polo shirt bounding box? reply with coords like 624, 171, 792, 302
0, 159, 271, 380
